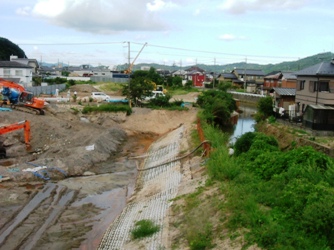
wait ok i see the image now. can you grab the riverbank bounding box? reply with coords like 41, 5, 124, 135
0, 84, 200, 249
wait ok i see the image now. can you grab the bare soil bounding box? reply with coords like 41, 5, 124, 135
0, 84, 201, 249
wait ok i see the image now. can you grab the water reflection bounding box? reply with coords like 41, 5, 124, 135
229, 105, 257, 144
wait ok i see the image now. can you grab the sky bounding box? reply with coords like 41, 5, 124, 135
2, 0, 334, 69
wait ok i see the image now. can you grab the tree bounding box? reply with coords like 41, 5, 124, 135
122, 76, 155, 106
257, 96, 274, 120
171, 76, 183, 88
0, 37, 26, 60
197, 89, 237, 127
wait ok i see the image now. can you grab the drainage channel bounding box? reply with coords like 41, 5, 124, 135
98, 125, 184, 249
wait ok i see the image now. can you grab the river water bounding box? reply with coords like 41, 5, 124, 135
229, 104, 257, 144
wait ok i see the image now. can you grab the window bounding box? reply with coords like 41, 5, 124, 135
310, 81, 329, 92
15, 70, 23, 76
3, 69, 10, 77
318, 81, 329, 92
298, 80, 305, 90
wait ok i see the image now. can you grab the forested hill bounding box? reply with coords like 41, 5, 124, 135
120, 51, 334, 74
0, 37, 26, 60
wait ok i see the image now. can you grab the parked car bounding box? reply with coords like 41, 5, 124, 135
143, 91, 165, 101
91, 92, 111, 101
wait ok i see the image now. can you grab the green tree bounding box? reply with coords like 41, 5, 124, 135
256, 96, 274, 121
171, 76, 183, 88
122, 76, 155, 106
197, 89, 236, 127
0, 37, 26, 60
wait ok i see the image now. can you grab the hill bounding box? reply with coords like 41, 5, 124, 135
0, 37, 26, 60
117, 51, 334, 74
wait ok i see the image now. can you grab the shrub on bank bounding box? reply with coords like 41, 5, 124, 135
82, 104, 132, 115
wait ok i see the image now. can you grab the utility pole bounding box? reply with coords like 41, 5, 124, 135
213, 57, 216, 89
127, 41, 131, 69
244, 57, 247, 92
127, 41, 131, 108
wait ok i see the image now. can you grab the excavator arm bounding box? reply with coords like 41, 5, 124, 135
0, 120, 31, 150
0, 78, 25, 92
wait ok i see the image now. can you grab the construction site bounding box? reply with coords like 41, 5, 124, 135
0, 82, 204, 249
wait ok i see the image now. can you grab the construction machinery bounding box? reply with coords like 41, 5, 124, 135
124, 42, 147, 74
0, 78, 45, 115
0, 120, 31, 159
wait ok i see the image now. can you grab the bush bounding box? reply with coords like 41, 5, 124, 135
233, 132, 257, 156
131, 219, 160, 239
82, 104, 132, 115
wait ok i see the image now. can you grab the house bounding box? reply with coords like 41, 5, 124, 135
281, 72, 297, 88
192, 73, 205, 87
263, 72, 283, 94
294, 59, 334, 113
217, 73, 238, 85
0, 61, 33, 87
270, 88, 296, 118
231, 68, 265, 92
171, 69, 187, 79
10, 55, 39, 75
185, 66, 205, 74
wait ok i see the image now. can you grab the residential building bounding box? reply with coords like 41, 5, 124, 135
0, 61, 33, 87
231, 68, 265, 92
10, 55, 39, 75
281, 72, 297, 88
270, 88, 296, 118
294, 59, 334, 112
263, 72, 283, 94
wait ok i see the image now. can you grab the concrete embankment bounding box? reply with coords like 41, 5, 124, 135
98, 125, 185, 249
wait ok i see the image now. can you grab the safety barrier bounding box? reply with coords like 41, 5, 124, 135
197, 118, 211, 156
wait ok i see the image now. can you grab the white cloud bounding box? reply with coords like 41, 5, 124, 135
22, 0, 170, 34
219, 0, 309, 14
32, 0, 67, 17
147, 0, 166, 11
16, 6, 32, 16
219, 34, 246, 41
147, 0, 179, 12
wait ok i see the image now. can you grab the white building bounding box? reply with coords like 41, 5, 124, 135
0, 61, 33, 87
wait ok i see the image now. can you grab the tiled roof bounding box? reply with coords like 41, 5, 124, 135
294, 61, 334, 76
282, 72, 297, 80
273, 88, 296, 96
222, 73, 237, 79
233, 68, 265, 76
307, 104, 334, 110
0, 61, 33, 68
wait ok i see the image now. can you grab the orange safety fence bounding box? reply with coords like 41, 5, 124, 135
197, 118, 211, 157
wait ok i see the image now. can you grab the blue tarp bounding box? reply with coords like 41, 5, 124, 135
0, 107, 12, 112
106, 99, 128, 103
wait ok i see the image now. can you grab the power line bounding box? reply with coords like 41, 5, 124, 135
18, 40, 300, 60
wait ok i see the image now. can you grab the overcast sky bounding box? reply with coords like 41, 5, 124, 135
2, 0, 334, 68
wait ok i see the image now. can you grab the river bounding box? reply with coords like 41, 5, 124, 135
229, 104, 257, 144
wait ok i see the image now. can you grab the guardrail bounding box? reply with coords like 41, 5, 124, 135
228, 91, 265, 97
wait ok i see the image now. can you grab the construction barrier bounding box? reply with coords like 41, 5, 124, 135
197, 118, 211, 156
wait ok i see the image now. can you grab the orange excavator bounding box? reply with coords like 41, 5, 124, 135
0, 120, 31, 159
0, 78, 45, 115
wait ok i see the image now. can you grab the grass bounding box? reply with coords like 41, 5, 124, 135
96, 82, 126, 92
167, 87, 201, 95
82, 103, 132, 115
131, 219, 160, 239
